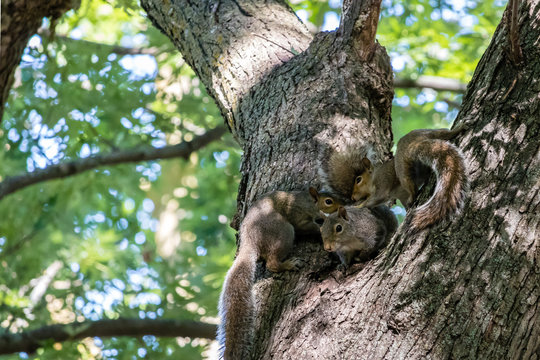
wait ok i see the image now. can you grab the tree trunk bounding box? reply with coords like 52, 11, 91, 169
145, 0, 540, 358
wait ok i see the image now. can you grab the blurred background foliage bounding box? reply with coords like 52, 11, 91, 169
0, 0, 504, 358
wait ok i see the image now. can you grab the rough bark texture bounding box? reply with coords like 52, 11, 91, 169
141, 0, 394, 226
143, 0, 540, 358
0, 0, 80, 122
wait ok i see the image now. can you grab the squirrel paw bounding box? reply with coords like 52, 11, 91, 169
337, 263, 349, 274
353, 201, 366, 209
281, 258, 303, 271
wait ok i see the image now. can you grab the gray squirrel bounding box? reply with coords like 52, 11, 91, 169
217, 190, 324, 359
320, 205, 397, 266
352, 125, 468, 232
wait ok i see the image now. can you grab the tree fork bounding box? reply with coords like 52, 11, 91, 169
142, 0, 539, 358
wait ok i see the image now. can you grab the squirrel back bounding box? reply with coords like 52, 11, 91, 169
320, 205, 397, 266
217, 190, 322, 359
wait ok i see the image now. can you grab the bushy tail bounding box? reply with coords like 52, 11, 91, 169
407, 139, 468, 233
217, 246, 257, 360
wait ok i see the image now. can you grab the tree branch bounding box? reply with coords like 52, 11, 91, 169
35, 28, 471, 95
29, 260, 63, 305
0, 318, 217, 355
393, 75, 467, 93
37, 28, 162, 56
0, 125, 227, 200
507, 0, 523, 64
339, 0, 382, 59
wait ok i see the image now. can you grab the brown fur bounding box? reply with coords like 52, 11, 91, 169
217, 190, 323, 359
319, 144, 371, 204
353, 125, 468, 232
309, 186, 343, 214
320, 205, 397, 266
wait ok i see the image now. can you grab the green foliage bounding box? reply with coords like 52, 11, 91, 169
0, 0, 504, 358
376, 0, 504, 140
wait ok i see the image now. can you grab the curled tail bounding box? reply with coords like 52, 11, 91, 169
407, 139, 468, 232
217, 246, 257, 360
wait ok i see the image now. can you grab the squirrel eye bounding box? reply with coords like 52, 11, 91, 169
335, 224, 343, 233
324, 198, 333, 205
356, 176, 362, 184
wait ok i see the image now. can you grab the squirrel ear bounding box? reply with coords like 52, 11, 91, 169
308, 186, 319, 202
362, 157, 372, 168
338, 206, 349, 221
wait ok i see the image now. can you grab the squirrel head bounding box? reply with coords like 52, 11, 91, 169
320, 206, 351, 252
309, 186, 342, 214
351, 158, 373, 202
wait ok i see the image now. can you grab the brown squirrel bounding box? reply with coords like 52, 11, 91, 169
353, 125, 468, 232
309, 186, 343, 214
318, 143, 372, 204
217, 190, 324, 360
320, 205, 397, 266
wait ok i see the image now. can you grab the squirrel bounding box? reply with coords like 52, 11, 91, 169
309, 186, 343, 214
217, 190, 324, 360
320, 205, 397, 266
318, 143, 372, 204
352, 125, 468, 232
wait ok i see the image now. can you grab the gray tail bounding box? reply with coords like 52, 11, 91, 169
217, 245, 257, 360
406, 139, 468, 233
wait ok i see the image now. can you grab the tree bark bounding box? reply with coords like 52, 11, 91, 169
142, 0, 540, 358
141, 0, 394, 226
0, 0, 80, 122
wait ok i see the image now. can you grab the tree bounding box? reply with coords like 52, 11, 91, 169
139, 0, 539, 358
1, 0, 538, 359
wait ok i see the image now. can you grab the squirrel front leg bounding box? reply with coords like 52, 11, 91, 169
394, 156, 416, 208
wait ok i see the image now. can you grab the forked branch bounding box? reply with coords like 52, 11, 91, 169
339, 0, 382, 59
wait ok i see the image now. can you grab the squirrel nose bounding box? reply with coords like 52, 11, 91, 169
324, 244, 332, 252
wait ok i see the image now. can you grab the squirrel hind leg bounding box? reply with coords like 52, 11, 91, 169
264, 222, 297, 273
